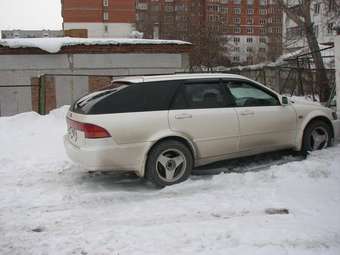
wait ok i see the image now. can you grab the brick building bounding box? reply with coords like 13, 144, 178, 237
136, 0, 283, 64
61, 0, 283, 64
62, 0, 136, 38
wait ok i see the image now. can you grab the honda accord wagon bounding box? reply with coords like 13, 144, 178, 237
64, 73, 340, 187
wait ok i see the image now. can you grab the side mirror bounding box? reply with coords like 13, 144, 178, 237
281, 96, 289, 106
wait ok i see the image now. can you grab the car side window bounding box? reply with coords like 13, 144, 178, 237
225, 81, 280, 107
88, 81, 179, 114
171, 81, 231, 109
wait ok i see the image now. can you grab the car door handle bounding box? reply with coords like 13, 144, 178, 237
175, 113, 193, 119
239, 110, 255, 116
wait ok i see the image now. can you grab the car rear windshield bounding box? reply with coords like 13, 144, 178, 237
71, 81, 179, 115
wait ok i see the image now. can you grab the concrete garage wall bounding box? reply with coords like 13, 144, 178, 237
0, 70, 36, 116
0, 52, 190, 116
55, 76, 89, 108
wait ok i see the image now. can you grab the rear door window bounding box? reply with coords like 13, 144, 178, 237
171, 80, 234, 109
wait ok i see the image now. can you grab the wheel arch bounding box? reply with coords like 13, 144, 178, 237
138, 134, 197, 177
297, 114, 334, 151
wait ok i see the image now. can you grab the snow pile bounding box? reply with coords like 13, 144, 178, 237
0, 37, 191, 53
0, 107, 340, 254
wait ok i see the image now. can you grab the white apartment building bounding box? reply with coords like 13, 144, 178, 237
283, 0, 340, 53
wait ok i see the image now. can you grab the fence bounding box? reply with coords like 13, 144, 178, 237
0, 67, 336, 116
225, 66, 336, 100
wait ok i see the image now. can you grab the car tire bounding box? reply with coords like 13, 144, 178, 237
145, 140, 193, 188
302, 120, 332, 154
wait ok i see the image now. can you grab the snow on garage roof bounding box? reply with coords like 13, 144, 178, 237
0, 37, 192, 54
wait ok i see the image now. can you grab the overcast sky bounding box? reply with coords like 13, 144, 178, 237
0, 0, 62, 31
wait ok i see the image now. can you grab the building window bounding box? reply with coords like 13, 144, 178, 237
314, 3, 320, 14
274, 27, 281, 33
104, 25, 108, 33
234, 27, 241, 33
233, 17, 241, 24
274, 17, 281, 23
233, 0, 241, 4
260, 28, 266, 34
234, 8, 241, 14
329, 0, 336, 11
259, 8, 266, 15
246, 47, 253, 52
260, 19, 266, 25
103, 12, 109, 21
246, 37, 253, 43
259, 37, 266, 43
259, 0, 266, 6
234, 37, 240, 43
234, 47, 240, 52
247, 27, 253, 34
247, 18, 254, 24
327, 23, 334, 34
103, 0, 109, 7
247, 9, 254, 15
233, 56, 240, 62
164, 5, 174, 12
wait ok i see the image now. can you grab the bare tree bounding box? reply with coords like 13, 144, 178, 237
275, 0, 332, 101
187, 22, 230, 71
135, 0, 230, 71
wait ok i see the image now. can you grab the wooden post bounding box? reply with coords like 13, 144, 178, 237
38, 75, 46, 115
296, 58, 304, 96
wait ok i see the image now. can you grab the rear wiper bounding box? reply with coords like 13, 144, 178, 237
77, 90, 116, 108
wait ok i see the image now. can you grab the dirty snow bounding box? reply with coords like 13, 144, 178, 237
1, 107, 340, 255
0, 37, 191, 53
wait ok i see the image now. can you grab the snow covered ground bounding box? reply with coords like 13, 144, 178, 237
1, 107, 340, 255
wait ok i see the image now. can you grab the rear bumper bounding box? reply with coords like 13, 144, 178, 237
332, 119, 340, 141
63, 135, 150, 175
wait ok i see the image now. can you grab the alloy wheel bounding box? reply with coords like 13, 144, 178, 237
155, 149, 187, 183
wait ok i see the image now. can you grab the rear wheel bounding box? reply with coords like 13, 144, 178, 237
145, 140, 193, 187
302, 120, 332, 153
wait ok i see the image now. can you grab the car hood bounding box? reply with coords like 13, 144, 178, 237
290, 98, 322, 107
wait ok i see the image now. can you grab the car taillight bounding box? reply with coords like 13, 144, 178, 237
67, 118, 111, 139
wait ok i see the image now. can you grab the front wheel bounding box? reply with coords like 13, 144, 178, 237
145, 140, 193, 187
302, 120, 332, 153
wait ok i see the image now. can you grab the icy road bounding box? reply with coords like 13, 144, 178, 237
0, 106, 340, 255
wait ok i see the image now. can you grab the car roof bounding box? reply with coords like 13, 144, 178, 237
113, 73, 280, 97
113, 73, 250, 84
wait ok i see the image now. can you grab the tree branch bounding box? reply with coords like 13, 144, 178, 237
275, 0, 305, 26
